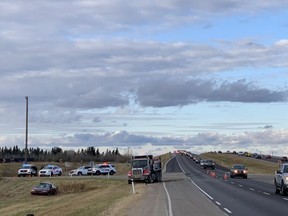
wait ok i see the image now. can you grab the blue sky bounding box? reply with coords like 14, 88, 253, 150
1, 0, 288, 156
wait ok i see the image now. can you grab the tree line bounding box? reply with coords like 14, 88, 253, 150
0, 145, 133, 163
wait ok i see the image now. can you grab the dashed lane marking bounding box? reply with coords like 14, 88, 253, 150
224, 208, 232, 214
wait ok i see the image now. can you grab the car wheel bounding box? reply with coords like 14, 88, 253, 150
281, 182, 287, 196
128, 180, 132, 184
95, 171, 100, 175
275, 187, 280, 194
77, 172, 82, 176
230, 175, 234, 178
109, 171, 115, 175
58, 172, 62, 176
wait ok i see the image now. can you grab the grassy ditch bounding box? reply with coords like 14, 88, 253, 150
0, 177, 132, 216
201, 152, 279, 175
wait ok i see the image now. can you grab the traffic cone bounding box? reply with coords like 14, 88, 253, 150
211, 172, 216, 178
224, 173, 228, 180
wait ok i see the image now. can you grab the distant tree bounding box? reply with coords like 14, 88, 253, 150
52, 147, 62, 155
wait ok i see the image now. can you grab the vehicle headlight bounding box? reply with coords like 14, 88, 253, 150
234, 170, 238, 173
243, 170, 247, 174
285, 176, 288, 181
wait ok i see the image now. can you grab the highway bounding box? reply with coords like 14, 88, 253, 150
170, 154, 288, 216
127, 154, 288, 216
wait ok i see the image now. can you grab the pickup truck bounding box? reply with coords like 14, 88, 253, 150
274, 163, 288, 195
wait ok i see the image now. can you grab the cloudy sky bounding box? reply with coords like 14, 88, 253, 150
1, 0, 288, 156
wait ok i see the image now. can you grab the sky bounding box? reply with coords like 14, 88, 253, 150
1, 0, 288, 157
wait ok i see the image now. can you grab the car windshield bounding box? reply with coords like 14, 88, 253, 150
132, 160, 148, 168
37, 183, 50, 188
283, 165, 288, 173
233, 165, 245, 169
22, 165, 31, 169
43, 166, 53, 169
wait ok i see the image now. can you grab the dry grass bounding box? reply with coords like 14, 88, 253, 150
0, 153, 172, 215
201, 153, 279, 174
0, 177, 132, 216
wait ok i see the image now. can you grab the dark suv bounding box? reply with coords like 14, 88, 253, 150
230, 164, 248, 178
200, 160, 215, 169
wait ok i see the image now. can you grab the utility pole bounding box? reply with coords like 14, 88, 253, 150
25, 96, 28, 164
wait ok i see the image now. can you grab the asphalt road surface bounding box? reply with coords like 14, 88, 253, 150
126, 154, 288, 216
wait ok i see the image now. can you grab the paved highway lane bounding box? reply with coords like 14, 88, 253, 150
125, 156, 226, 216
176, 154, 288, 216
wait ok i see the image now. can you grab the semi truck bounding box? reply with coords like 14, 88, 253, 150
127, 155, 162, 184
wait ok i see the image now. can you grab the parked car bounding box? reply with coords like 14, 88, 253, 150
230, 164, 248, 178
39, 165, 62, 177
31, 182, 57, 195
92, 163, 116, 175
274, 163, 288, 195
17, 164, 38, 177
69, 166, 92, 176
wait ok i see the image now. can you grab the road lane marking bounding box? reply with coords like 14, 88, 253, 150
263, 192, 270, 196
224, 208, 232, 214
188, 177, 214, 200
163, 182, 173, 216
283, 198, 288, 201
249, 188, 255, 191
238, 184, 243, 187
216, 201, 221, 206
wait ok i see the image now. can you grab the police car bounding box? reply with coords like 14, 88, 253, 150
92, 163, 116, 175
69, 166, 92, 176
39, 165, 63, 177
17, 164, 38, 177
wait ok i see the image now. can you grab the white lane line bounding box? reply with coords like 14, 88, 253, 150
163, 182, 173, 216
215, 201, 221, 206
230, 182, 234, 184
188, 177, 214, 200
263, 192, 271, 196
224, 208, 232, 214
283, 198, 288, 201
249, 188, 255, 191
238, 184, 243, 187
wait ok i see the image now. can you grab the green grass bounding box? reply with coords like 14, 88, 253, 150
201, 153, 279, 175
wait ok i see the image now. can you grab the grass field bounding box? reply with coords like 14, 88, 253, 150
201, 152, 279, 175
0, 153, 172, 215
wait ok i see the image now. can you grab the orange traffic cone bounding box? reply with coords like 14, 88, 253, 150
224, 173, 228, 180
211, 172, 216, 178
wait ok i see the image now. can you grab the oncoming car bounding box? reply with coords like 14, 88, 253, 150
92, 163, 116, 175
230, 164, 248, 179
200, 159, 215, 169
39, 165, 63, 177
31, 182, 57, 195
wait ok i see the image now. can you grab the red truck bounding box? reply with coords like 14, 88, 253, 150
127, 155, 162, 184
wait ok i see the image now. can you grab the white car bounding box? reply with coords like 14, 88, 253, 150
92, 164, 116, 175
39, 165, 63, 177
69, 166, 92, 176
17, 164, 38, 177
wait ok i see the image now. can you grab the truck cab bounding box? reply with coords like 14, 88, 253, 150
128, 155, 162, 184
